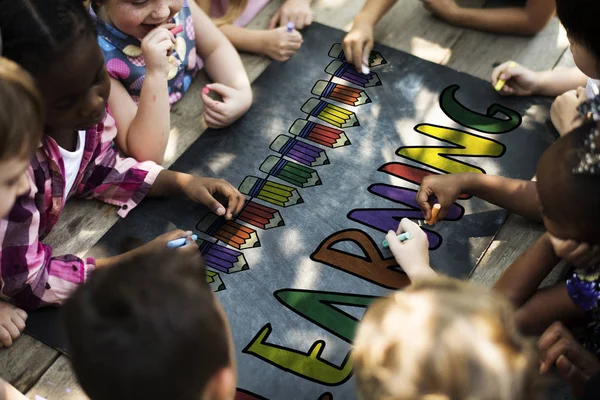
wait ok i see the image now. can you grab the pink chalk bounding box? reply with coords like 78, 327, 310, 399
170, 25, 183, 35
202, 87, 210, 95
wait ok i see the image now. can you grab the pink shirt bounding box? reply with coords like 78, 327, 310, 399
211, 0, 270, 27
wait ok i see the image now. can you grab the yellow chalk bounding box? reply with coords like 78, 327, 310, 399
494, 61, 517, 92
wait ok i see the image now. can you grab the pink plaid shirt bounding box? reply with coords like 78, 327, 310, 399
0, 114, 163, 309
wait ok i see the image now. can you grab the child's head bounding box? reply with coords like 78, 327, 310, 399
536, 122, 600, 245
93, 0, 184, 40
0, 0, 110, 131
556, 0, 600, 78
0, 58, 43, 218
353, 278, 538, 400
63, 249, 236, 400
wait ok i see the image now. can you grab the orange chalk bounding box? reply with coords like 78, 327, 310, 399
427, 203, 441, 225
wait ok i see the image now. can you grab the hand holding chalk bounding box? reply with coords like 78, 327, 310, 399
426, 203, 441, 225
386, 219, 435, 281
287, 22, 295, 33
169, 25, 183, 36
491, 61, 539, 96
382, 232, 412, 248
494, 61, 517, 92
416, 174, 466, 223
167, 234, 198, 249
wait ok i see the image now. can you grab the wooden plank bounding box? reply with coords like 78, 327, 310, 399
0, 334, 58, 393
25, 356, 87, 400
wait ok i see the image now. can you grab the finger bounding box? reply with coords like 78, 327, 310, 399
16, 309, 27, 321
548, 236, 578, 258
3, 321, 19, 341
205, 106, 228, 123
416, 188, 433, 221
11, 314, 26, 332
304, 12, 313, 28
163, 229, 189, 242
225, 190, 240, 220
268, 9, 281, 29
204, 113, 224, 129
362, 41, 374, 67
343, 38, 354, 68
201, 89, 220, 111
234, 192, 246, 216
567, 242, 591, 265
556, 355, 590, 391
288, 30, 303, 43
541, 338, 576, 374
206, 83, 237, 100
352, 41, 364, 73
0, 326, 12, 347
203, 188, 227, 216
576, 86, 587, 99
279, 11, 290, 28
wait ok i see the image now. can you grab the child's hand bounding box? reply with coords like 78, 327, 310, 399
134, 230, 199, 257
491, 61, 540, 96
538, 322, 600, 397
342, 21, 375, 73
0, 301, 27, 348
141, 24, 176, 77
421, 0, 460, 21
416, 174, 466, 222
261, 27, 303, 62
268, 0, 313, 30
386, 218, 436, 281
548, 234, 600, 268
551, 87, 587, 136
201, 83, 252, 129
183, 176, 246, 220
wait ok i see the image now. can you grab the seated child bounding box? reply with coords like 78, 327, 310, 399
91, 0, 253, 163
416, 121, 600, 351
0, 0, 245, 312
199, 0, 307, 62
491, 0, 599, 136
343, 0, 555, 72
353, 277, 539, 400
63, 244, 236, 400
0, 58, 44, 349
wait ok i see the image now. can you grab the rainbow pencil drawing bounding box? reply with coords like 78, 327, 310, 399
206, 270, 225, 292
237, 200, 284, 230
325, 60, 381, 88
197, 213, 260, 250
328, 43, 387, 68
260, 155, 322, 188
239, 176, 303, 207
197, 239, 249, 273
288, 119, 350, 148
269, 134, 329, 167
301, 98, 359, 128
312, 80, 371, 106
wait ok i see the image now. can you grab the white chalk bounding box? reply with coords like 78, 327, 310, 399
361, 64, 370, 75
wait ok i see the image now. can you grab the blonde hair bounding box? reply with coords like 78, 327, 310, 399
352, 278, 539, 400
0, 57, 43, 160
208, 0, 248, 26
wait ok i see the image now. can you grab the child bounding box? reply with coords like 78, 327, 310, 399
491, 0, 600, 136
0, 0, 245, 312
91, 0, 253, 164
63, 246, 236, 400
416, 121, 600, 347
0, 58, 44, 349
200, 0, 307, 62
343, 0, 555, 73
353, 277, 539, 400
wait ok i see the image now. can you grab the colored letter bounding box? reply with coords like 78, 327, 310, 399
397, 124, 505, 174
310, 229, 410, 289
274, 289, 377, 343
242, 323, 353, 386
440, 85, 521, 133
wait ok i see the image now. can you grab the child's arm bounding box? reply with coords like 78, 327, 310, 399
189, 1, 252, 129
422, 0, 555, 36
268, 0, 314, 30
492, 64, 589, 97
343, 0, 398, 72
109, 26, 176, 164
0, 379, 28, 400
386, 218, 437, 281
216, 25, 302, 62
416, 173, 541, 223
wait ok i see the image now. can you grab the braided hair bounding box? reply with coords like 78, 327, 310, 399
0, 0, 96, 75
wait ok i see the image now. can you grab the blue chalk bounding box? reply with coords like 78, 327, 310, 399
382, 232, 412, 248
167, 234, 198, 249
287, 22, 295, 33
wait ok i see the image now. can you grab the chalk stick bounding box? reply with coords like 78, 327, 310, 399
382, 232, 412, 248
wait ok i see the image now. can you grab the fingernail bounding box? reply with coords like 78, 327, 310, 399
202, 87, 210, 95
216, 206, 226, 215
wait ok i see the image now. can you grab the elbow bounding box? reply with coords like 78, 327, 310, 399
518, 17, 551, 37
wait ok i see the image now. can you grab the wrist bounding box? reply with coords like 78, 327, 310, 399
457, 172, 480, 193
531, 71, 547, 95
444, 4, 463, 24
146, 66, 169, 80
354, 11, 378, 28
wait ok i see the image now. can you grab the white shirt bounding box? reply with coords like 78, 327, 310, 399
58, 130, 86, 202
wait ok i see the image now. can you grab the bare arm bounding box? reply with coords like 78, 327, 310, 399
218, 25, 267, 55
534, 67, 589, 97
109, 75, 170, 164
431, 0, 555, 36
354, 0, 399, 26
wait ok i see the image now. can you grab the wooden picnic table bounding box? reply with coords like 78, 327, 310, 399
0, 0, 572, 398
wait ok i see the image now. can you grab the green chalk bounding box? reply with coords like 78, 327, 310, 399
382, 232, 412, 248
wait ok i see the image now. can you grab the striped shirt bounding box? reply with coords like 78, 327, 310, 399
0, 114, 163, 309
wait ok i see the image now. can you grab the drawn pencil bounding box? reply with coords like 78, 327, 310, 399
239, 176, 304, 207
197, 213, 260, 250
206, 270, 225, 292
301, 98, 359, 128
312, 80, 371, 106
325, 60, 382, 88
237, 200, 284, 229
260, 155, 322, 188
269, 134, 330, 166
288, 119, 350, 148
197, 239, 249, 273
328, 43, 387, 67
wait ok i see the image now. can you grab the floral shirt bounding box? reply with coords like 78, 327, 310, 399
91, 0, 199, 105
0, 114, 162, 310
566, 265, 600, 357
